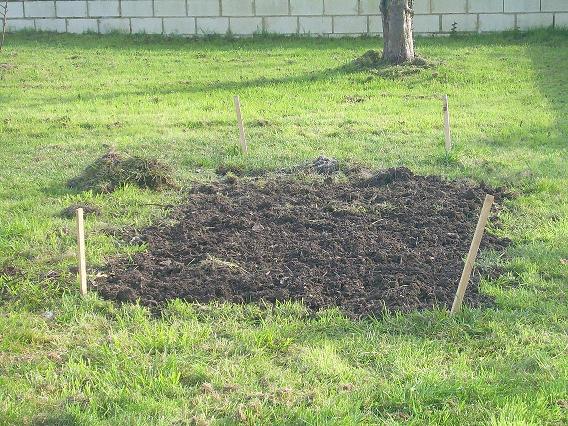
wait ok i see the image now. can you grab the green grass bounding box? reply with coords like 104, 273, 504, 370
1, 30, 567, 425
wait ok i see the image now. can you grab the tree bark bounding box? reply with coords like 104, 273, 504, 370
380, 0, 415, 64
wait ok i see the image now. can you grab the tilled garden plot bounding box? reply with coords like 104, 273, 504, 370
95, 167, 510, 317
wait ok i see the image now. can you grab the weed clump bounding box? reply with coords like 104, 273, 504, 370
68, 150, 176, 194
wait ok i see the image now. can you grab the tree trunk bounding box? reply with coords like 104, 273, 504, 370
380, 0, 415, 64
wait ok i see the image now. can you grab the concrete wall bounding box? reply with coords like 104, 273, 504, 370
5, 0, 568, 36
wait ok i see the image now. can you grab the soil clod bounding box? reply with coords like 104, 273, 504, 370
365, 167, 414, 186
311, 156, 340, 175
96, 169, 510, 317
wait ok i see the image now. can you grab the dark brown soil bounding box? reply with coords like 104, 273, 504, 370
0, 265, 23, 278
95, 167, 510, 317
60, 203, 100, 219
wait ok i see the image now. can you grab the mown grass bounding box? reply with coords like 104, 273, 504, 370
0, 30, 567, 424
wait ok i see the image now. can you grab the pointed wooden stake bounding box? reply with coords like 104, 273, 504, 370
233, 96, 248, 153
443, 94, 452, 154
76, 208, 87, 296
451, 194, 495, 315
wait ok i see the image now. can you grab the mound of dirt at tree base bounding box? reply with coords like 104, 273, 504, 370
95, 167, 511, 317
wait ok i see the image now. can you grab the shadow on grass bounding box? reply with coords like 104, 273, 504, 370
526, 32, 568, 151
476, 30, 568, 155
10, 61, 356, 110
7, 33, 443, 109
460, 30, 568, 320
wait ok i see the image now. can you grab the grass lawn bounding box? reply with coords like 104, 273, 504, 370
0, 30, 567, 425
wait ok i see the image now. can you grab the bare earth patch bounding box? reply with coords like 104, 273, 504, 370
95, 166, 510, 317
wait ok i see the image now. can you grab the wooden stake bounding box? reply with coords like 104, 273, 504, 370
443, 94, 452, 154
76, 208, 87, 296
451, 194, 495, 315
233, 96, 248, 153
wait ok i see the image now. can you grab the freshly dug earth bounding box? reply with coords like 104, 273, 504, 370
96, 168, 510, 317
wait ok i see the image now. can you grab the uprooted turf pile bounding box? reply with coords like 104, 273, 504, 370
68, 150, 176, 193
95, 167, 510, 317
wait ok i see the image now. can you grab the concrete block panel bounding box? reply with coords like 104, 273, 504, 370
221, 0, 254, 17
230, 17, 262, 34
67, 18, 98, 33
196, 17, 229, 34
360, 0, 380, 15
121, 1, 154, 17
7, 18, 36, 31
517, 13, 554, 29
413, 0, 431, 14
56, 1, 87, 18
164, 17, 196, 34
432, 0, 466, 14
290, 0, 324, 15
542, 1, 568, 12
479, 14, 515, 31
469, 0, 503, 13
36, 18, 66, 32
99, 18, 131, 33
413, 14, 439, 32
299, 16, 332, 34
369, 15, 383, 33
131, 18, 163, 34
154, 1, 186, 17
324, 0, 358, 16
333, 15, 367, 33
188, 0, 220, 16
256, 0, 289, 16
442, 14, 478, 31
6, 2, 25, 19
265, 16, 298, 33
88, 1, 120, 17
504, 0, 540, 13
25, 1, 56, 18
555, 13, 568, 26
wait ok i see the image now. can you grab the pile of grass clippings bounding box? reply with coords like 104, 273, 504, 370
352, 49, 383, 69
67, 150, 176, 193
